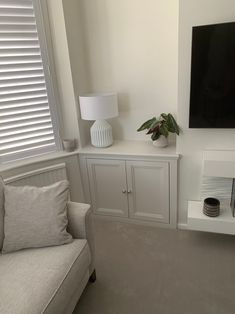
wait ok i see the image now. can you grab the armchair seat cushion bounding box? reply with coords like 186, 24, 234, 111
0, 239, 91, 314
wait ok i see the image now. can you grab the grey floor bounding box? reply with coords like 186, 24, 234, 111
74, 219, 235, 314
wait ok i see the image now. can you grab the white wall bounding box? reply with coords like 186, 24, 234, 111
62, 0, 92, 146
46, 0, 84, 146
78, 0, 179, 141
177, 0, 235, 224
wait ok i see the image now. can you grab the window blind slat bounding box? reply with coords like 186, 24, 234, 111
1, 135, 55, 150
0, 42, 39, 49
0, 48, 40, 57
1, 143, 56, 159
0, 129, 54, 144
0, 63, 43, 73
0, 137, 55, 155
0, 117, 51, 132
0, 91, 47, 102
0, 34, 38, 41
0, 1, 33, 9
0, 110, 51, 124
0, 84, 46, 95
0, 122, 53, 137
0, 57, 42, 66
0, 117, 52, 131
0, 27, 36, 34
0, 16, 36, 25
0, 77, 45, 87
0, 70, 44, 80
0, 98, 47, 109
0, 105, 49, 116
0, 8, 34, 17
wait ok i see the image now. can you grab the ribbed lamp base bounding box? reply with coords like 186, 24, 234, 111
90, 120, 113, 147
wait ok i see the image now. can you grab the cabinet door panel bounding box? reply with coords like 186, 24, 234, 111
87, 159, 128, 217
126, 161, 169, 223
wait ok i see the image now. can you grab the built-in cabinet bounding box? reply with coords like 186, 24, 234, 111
79, 141, 179, 228
87, 159, 169, 223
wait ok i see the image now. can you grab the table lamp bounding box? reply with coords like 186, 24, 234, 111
79, 93, 118, 147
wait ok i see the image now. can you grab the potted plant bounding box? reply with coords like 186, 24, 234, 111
137, 113, 180, 147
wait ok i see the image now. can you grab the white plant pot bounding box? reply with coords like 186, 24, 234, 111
153, 135, 168, 148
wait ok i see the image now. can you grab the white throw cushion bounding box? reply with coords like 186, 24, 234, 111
2, 180, 72, 253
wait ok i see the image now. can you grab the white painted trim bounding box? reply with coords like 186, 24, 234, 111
169, 159, 178, 228
33, 0, 62, 149
177, 223, 188, 230
5, 163, 66, 184
92, 213, 177, 229
0, 150, 79, 173
79, 155, 92, 204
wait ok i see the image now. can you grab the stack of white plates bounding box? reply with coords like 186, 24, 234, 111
203, 198, 220, 217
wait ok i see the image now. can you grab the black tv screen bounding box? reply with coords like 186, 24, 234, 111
189, 22, 235, 128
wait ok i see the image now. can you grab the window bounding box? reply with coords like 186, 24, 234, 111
0, 0, 61, 163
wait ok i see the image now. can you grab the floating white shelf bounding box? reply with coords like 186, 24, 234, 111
188, 201, 235, 235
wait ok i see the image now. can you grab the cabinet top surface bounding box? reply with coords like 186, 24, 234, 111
79, 140, 179, 159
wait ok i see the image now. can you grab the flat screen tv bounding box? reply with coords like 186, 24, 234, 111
189, 22, 235, 128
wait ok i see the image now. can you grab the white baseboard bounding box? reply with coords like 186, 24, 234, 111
177, 223, 188, 230
92, 214, 177, 229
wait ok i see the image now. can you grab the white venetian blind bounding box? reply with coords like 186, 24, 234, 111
0, 0, 59, 162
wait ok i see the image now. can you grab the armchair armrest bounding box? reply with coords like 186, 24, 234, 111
67, 201, 95, 275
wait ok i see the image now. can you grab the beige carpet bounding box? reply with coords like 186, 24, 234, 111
74, 219, 235, 314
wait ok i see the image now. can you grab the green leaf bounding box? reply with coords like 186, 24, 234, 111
137, 117, 156, 132
166, 121, 175, 133
147, 122, 161, 134
159, 123, 169, 137
160, 113, 168, 121
151, 131, 160, 141
146, 128, 154, 134
150, 119, 161, 129
167, 113, 180, 135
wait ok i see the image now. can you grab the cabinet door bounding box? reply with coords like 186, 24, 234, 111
126, 160, 169, 223
87, 159, 128, 217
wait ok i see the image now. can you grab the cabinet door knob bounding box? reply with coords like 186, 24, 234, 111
127, 190, 132, 194
122, 189, 127, 194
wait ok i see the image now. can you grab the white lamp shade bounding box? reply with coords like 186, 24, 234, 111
79, 93, 118, 120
